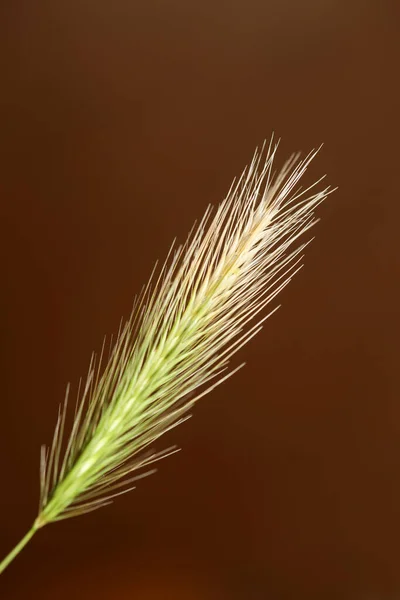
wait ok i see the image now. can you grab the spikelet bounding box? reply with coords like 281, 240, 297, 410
37, 139, 331, 525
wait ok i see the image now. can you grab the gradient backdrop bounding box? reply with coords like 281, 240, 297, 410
1, 1, 400, 598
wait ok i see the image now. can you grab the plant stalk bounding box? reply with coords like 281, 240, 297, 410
0, 524, 38, 574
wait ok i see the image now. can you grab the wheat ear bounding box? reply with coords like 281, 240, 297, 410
0, 139, 332, 574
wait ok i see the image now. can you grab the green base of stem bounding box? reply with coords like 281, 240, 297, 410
0, 525, 38, 575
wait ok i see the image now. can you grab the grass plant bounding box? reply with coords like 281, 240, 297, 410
0, 139, 332, 574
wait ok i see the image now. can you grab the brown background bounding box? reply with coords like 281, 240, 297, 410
1, 1, 400, 598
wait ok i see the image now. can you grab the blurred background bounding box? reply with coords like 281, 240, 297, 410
1, 0, 399, 598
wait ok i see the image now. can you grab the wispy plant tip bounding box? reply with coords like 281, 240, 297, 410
0, 138, 332, 574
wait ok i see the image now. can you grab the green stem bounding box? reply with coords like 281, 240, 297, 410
0, 524, 37, 575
